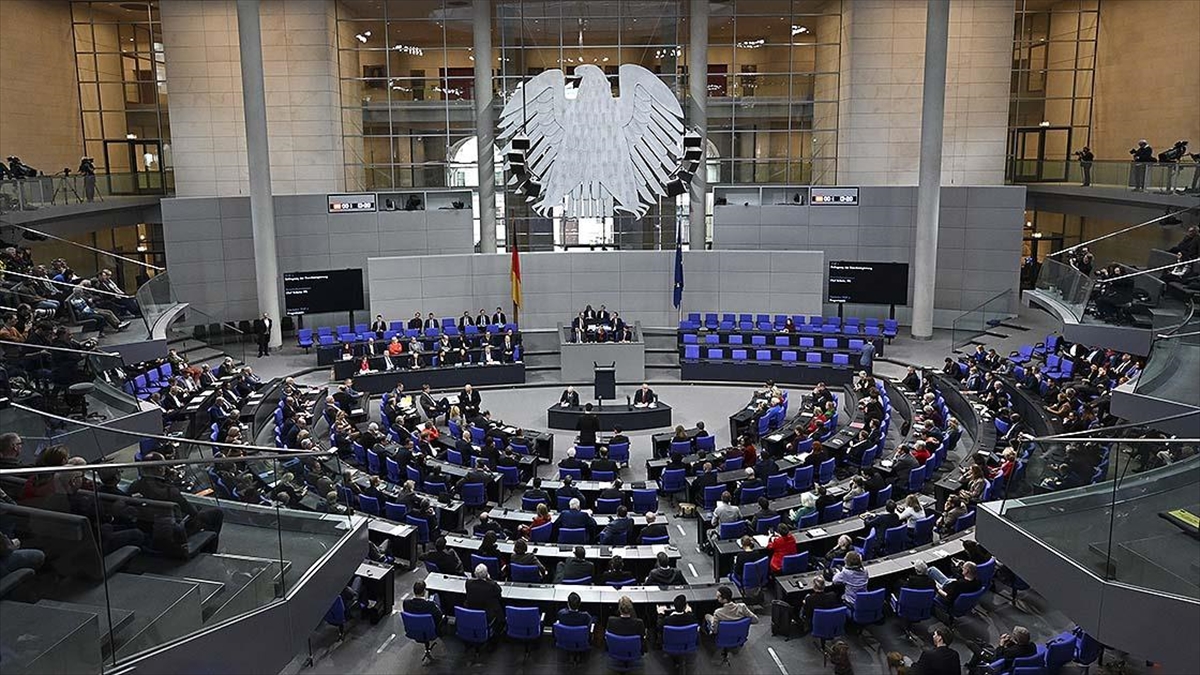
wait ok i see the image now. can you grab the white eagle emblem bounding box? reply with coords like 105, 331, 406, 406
499, 63, 685, 219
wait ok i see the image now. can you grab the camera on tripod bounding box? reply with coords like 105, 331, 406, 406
5, 156, 38, 179
1159, 140, 1189, 163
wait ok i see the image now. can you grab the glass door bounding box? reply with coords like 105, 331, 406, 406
103, 139, 165, 195
1008, 126, 1072, 182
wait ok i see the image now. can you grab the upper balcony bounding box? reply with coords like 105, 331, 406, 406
0, 173, 166, 232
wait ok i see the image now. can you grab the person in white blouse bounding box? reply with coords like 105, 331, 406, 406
896, 493, 925, 529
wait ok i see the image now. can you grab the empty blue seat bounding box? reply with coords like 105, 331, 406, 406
799, 336, 815, 348
454, 607, 491, 653
774, 335, 789, 346
731, 349, 748, 361
605, 633, 643, 671
781, 551, 809, 575
781, 350, 797, 362
755, 349, 771, 361
684, 345, 700, 360
683, 333, 698, 344
751, 335, 766, 346
805, 352, 821, 363
833, 353, 850, 365
707, 348, 723, 359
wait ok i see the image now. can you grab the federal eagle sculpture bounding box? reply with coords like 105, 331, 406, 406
499, 63, 686, 219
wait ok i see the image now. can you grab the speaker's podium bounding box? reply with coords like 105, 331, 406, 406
594, 362, 616, 401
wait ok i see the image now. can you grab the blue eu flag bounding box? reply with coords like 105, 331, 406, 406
673, 229, 684, 310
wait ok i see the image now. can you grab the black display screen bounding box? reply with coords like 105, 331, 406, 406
282, 269, 365, 316
827, 261, 910, 305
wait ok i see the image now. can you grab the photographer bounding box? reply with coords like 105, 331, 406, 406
1129, 140, 1154, 192
1074, 146, 1094, 186
78, 157, 96, 202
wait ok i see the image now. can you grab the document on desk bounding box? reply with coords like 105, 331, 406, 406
805, 528, 828, 538
752, 535, 770, 548
652, 545, 667, 556
880, 459, 894, 469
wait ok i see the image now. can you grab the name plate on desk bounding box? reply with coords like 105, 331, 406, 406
805, 528, 828, 538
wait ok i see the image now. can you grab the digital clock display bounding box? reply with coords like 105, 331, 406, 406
327, 193, 378, 213
810, 187, 859, 206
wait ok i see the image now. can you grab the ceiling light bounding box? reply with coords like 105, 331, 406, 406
736, 38, 765, 49
792, 25, 809, 35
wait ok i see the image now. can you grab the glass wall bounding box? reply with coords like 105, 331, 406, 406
70, 0, 171, 193
334, 0, 841, 250
1007, 0, 1097, 182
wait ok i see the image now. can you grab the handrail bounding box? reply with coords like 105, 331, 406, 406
0, 449, 337, 478
1027, 409, 1200, 442
1049, 206, 1200, 258
1, 269, 132, 298
6, 400, 329, 459
0, 218, 164, 271
1101, 258, 1200, 283
0, 337, 121, 358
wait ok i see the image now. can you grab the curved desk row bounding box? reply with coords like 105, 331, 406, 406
351, 362, 525, 395
547, 402, 673, 432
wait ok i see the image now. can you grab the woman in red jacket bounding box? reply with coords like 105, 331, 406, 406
766, 522, 798, 574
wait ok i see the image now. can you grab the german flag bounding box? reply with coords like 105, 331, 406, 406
510, 240, 522, 318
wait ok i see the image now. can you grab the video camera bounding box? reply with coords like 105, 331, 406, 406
78, 156, 96, 176
1159, 140, 1189, 163
5, 156, 38, 179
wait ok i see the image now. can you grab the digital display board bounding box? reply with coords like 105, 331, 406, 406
282, 269, 365, 316
827, 261, 909, 305
810, 187, 860, 206
327, 193, 377, 213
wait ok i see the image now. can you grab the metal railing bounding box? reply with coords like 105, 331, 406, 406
1008, 157, 1200, 193
0, 171, 171, 213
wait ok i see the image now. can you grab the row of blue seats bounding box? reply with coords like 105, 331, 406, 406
680, 312, 898, 336
682, 333, 872, 350
121, 361, 176, 400
298, 321, 518, 348
682, 346, 857, 365
401, 608, 752, 669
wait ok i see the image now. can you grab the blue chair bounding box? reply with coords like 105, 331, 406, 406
455, 607, 492, 657
574, 445, 596, 460
498, 465, 520, 495
662, 623, 699, 668
854, 528, 878, 561
998, 649, 1049, 675
792, 465, 814, 492
609, 442, 630, 465
811, 607, 848, 663
605, 633, 642, 672
595, 497, 621, 514
670, 439, 693, 456
510, 440, 530, 455
510, 563, 543, 582
522, 494, 548, 511
731, 556, 769, 595
889, 588, 936, 639
461, 482, 487, 509
849, 588, 886, 625
683, 345, 700, 360
553, 622, 592, 664
718, 520, 745, 540
401, 611, 439, 662
976, 557, 997, 588
755, 513, 781, 534
714, 616, 752, 666
447, 450, 465, 466
406, 514, 431, 546
660, 468, 687, 502
1043, 635, 1076, 674
724, 456, 744, 471
906, 464, 927, 494
781, 551, 809, 575
386, 458, 401, 484
954, 509, 977, 532
357, 494, 381, 515
558, 527, 588, 544
592, 470, 616, 483
782, 350, 798, 363
937, 586, 987, 626
471, 554, 501, 579
632, 489, 658, 514
297, 328, 313, 352
505, 606, 543, 658
872, 484, 892, 508
530, 520, 554, 543
424, 480, 447, 496
911, 514, 936, 545
739, 485, 765, 505
820, 503, 843, 524
641, 533, 670, 545
702, 485, 725, 510
559, 467, 583, 481
563, 576, 593, 586
817, 458, 836, 484
323, 595, 348, 639
883, 525, 910, 555
847, 492, 871, 516
695, 435, 716, 452
384, 501, 407, 522
766, 473, 789, 499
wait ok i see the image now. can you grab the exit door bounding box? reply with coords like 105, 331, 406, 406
1009, 127, 1072, 182
103, 139, 166, 195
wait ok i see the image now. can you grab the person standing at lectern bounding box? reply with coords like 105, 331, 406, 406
560, 386, 580, 407
459, 384, 482, 417
633, 383, 657, 407
577, 403, 601, 447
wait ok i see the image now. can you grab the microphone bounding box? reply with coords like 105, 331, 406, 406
626, 395, 632, 410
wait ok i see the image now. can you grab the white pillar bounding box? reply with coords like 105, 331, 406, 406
474, 0, 497, 253
687, 0, 709, 250
236, 0, 281, 347
910, 0, 950, 341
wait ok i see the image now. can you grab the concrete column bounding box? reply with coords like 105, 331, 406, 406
687, 0, 709, 250
236, 0, 281, 347
910, 0, 950, 341
474, 0, 497, 253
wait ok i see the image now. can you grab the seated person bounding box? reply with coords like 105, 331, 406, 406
556, 591, 592, 626
766, 523, 797, 574
632, 383, 657, 406
638, 511, 668, 544
472, 512, 506, 539
705, 585, 758, 634
509, 538, 546, 579
606, 596, 647, 648
597, 505, 634, 545
555, 497, 597, 540
927, 559, 982, 607
731, 535, 767, 580
656, 594, 698, 645
554, 545, 595, 583
464, 563, 504, 626
965, 625, 1039, 672
601, 555, 637, 586
590, 446, 619, 476
645, 551, 686, 585
558, 447, 588, 478
420, 537, 464, 575
559, 386, 580, 407
557, 476, 587, 509
402, 580, 445, 633
798, 576, 841, 635
937, 495, 968, 534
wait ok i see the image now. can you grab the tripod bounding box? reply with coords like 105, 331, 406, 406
50, 171, 84, 205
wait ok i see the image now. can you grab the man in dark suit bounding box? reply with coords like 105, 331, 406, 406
590, 447, 618, 476
734, 468, 763, 504
554, 546, 595, 583
689, 462, 718, 503
371, 314, 388, 339
558, 447, 588, 478
491, 307, 507, 325
524, 477, 549, 507
509, 538, 546, 579
464, 563, 504, 625
402, 580, 445, 633
754, 451, 779, 481
407, 312, 423, 330
889, 445, 920, 493
472, 512, 505, 539
799, 576, 841, 635
751, 497, 778, 533
418, 384, 444, 421
457, 311, 474, 331
862, 499, 901, 535
555, 497, 597, 540
420, 537, 463, 575
607, 426, 630, 449
455, 459, 491, 497
637, 511, 668, 544
598, 505, 634, 545
255, 313, 272, 357
557, 475, 586, 509
332, 384, 356, 412
645, 551, 686, 585
459, 384, 482, 417
475, 308, 489, 327
423, 312, 438, 330
596, 478, 625, 507
911, 627, 962, 675
576, 403, 601, 447
558, 386, 580, 407
453, 428, 475, 466
556, 592, 592, 626
810, 382, 834, 411
633, 383, 657, 405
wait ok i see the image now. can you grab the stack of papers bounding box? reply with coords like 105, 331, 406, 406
806, 528, 828, 537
